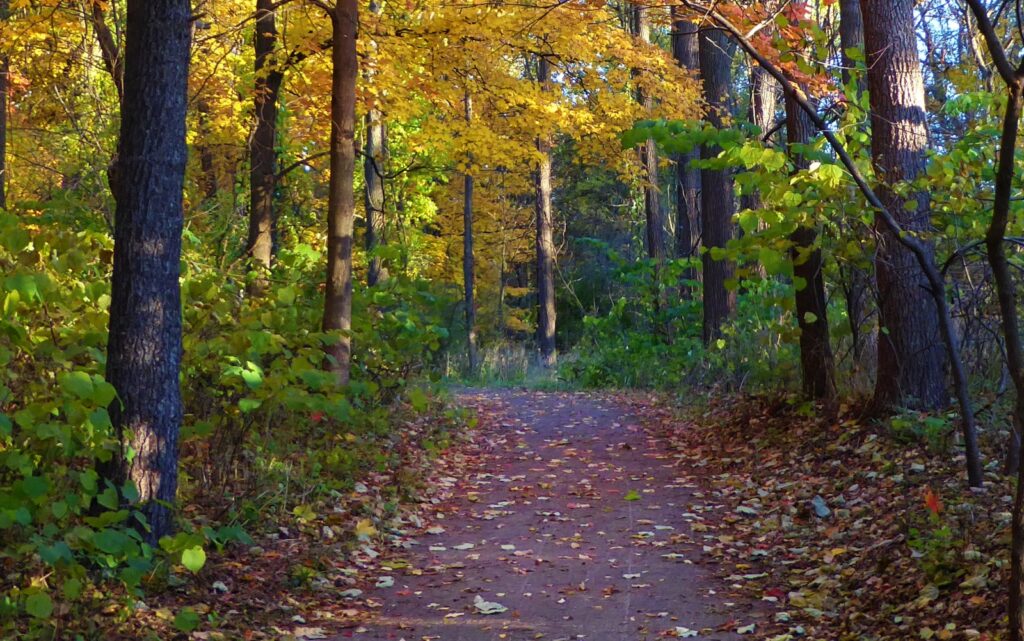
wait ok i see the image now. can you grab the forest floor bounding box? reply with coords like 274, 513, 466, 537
135, 388, 1009, 640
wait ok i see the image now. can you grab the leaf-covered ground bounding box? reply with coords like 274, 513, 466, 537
125, 389, 1011, 640
347, 389, 756, 640
628, 393, 1008, 641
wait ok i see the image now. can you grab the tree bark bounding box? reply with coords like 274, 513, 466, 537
90, 0, 124, 101
838, 0, 871, 363
462, 90, 478, 374
631, 4, 665, 271
699, 26, 737, 343
364, 0, 387, 287
960, 2, 1024, 634
671, 9, 700, 292
536, 57, 557, 368
742, 65, 778, 213
989, 80, 1024, 641
248, 0, 283, 292
862, 0, 947, 410
786, 92, 836, 401
839, 0, 865, 91
100, 0, 190, 544
322, 0, 358, 386
364, 110, 387, 286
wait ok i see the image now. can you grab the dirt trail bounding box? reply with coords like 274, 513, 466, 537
345, 389, 755, 641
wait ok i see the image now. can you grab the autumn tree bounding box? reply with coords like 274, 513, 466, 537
536, 56, 556, 367
699, 24, 737, 343
670, 8, 700, 278
463, 88, 479, 373
861, 0, 947, 410
247, 0, 283, 289
100, 0, 190, 542
364, 0, 387, 287
321, 0, 358, 385
630, 2, 665, 270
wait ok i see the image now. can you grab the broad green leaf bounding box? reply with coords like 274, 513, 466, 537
59, 371, 94, 400
174, 608, 201, 632
181, 546, 206, 573
25, 592, 53, 619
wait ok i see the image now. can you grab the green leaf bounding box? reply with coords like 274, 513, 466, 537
174, 608, 201, 633
20, 475, 49, 500
408, 388, 429, 412
277, 286, 297, 306
25, 592, 53, 619
97, 486, 120, 510
803, 312, 818, 325
241, 364, 263, 390
59, 371, 94, 400
238, 398, 261, 413
62, 578, 82, 600
5, 273, 40, 303
181, 546, 206, 573
51, 501, 68, 519
624, 490, 641, 501
758, 247, 789, 276
94, 528, 129, 555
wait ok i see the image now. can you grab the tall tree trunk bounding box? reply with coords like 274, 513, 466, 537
462, 90, 479, 374
741, 65, 778, 213
364, 110, 387, 286
839, 0, 865, 91
988, 80, 1024, 641
786, 92, 836, 401
364, 0, 386, 287
699, 26, 737, 343
248, 0, 283, 292
536, 57, 557, 368
960, 2, 1024, 634
862, 0, 947, 410
671, 9, 700, 293
322, 0, 358, 386
631, 4, 665, 272
100, 0, 190, 544
90, 0, 124, 101
839, 0, 872, 364
197, 100, 220, 202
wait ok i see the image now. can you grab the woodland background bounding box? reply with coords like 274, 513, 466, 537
5, 0, 1024, 639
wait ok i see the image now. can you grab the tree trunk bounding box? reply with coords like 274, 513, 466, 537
100, 0, 190, 544
248, 0, 283, 292
462, 90, 479, 374
197, 100, 220, 201
699, 26, 737, 343
786, 92, 836, 401
839, 0, 872, 364
862, 0, 947, 410
671, 10, 700, 293
364, 0, 387, 287
987, 80, 1024, 641
741, 65, 778, 213
536, 57, 557, 368
322, 0, 358, 386
364, 110, 387, 286
839, 0, 865, 91
90, 0, 124, 101
631, 4, 665, 271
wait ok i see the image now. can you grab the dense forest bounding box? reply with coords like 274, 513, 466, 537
5, 0, 1024, 639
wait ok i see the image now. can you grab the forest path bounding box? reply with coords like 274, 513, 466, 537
346, 389, 751, 641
